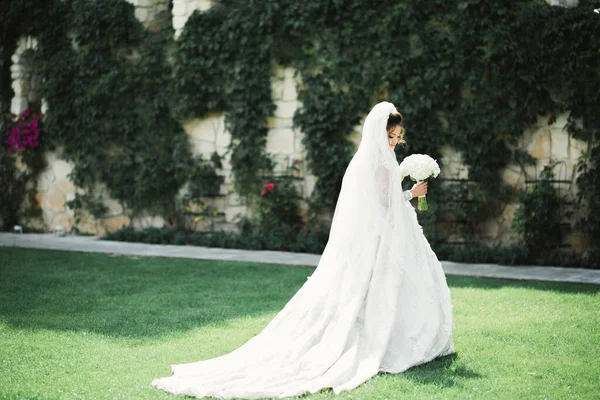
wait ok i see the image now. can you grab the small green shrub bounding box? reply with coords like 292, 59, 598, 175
513, 168, 564, 261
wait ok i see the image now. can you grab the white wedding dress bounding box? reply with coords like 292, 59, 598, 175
152, 101, 455, 399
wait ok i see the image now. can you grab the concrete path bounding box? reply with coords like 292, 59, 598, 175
1, 233, 599, 285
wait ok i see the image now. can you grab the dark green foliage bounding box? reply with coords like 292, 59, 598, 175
2, 0, 600, 265
40, 1, 193, 219
175, 2, 276, 195
1, 0, 225, 228
104, 225, 328, 254
254, 177, 303, 235
513, 169, 565, 261
0, 109, 47, 231
0, 152, 26, 230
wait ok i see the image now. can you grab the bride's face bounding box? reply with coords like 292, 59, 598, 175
387, 126, 403, 149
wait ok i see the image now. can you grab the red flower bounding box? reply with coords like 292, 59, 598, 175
260, 189, 266, 196
266, 183, 274, 190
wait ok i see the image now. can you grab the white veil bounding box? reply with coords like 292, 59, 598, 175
152, 101, 455, 399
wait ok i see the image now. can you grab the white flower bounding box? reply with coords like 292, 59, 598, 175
399, 154, 440, 181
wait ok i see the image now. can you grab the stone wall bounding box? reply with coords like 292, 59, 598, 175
439, 114, 587, 249
6, 0, 589, 248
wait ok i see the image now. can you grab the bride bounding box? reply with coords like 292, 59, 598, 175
152, 101, 455, 399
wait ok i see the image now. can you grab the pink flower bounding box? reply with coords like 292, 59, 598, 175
266, 183, 274, 191
260, 189, 266, 196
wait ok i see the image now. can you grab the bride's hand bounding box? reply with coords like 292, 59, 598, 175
410, 182, 428, 198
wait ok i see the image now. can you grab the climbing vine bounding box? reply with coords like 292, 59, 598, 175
2, 0, 599, 265
173, 2, 275, 195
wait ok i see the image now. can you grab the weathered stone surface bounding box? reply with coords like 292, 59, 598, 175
196, 0, 212, 12
171, 1, 186, 15
102, 216, 131, 233
52, 160, 74, 182
55, 180, 76, 195
502, 166, 526, 190
267, 128, 295, 154
173, 15, 187, 31
134, 7, 149, 23
272, 78, 285, 101
528, 128, 551, 159
274, 100, 298, 119
43, 187, 66, 212
282, 74, 298, 102
76, 214, 98, 235
131, 215, 165, 229
52, 214, 74, 230
11, 97, 27, 115
103, 197, 124, 217
225, 205, 249, 221
294, 133, 305, 154
304, 174, 318, 199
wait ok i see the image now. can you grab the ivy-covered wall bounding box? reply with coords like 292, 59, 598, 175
1, 0, 599, 265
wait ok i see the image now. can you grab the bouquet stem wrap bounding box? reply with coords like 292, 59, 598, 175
418, 193, 428, 211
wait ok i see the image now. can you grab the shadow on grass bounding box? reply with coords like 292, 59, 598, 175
446, 275, 600, 295
0, 247, 309, 339
1, 247, 597, 341
398, 353, 482, 388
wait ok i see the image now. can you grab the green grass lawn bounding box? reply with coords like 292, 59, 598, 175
0, 247, 598, 400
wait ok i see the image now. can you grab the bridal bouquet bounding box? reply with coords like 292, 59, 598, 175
399, 154, 440, 211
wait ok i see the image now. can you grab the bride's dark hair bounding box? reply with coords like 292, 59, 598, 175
386, 112, 406, 143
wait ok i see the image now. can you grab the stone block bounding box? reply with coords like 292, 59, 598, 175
52, 159, 74, 182
550, 128, 571, 160
225, 205, 249, 222
304, 174, 318, 198
102, 215, 131, 233
228, 193, 243, 206
439, 161, 468, 180
215, 130, 231, 149
274, 100, 299, 119
185, 116, 224, 142
76, 214, 99, 235
55, 180, 76, 195
103, 197, 124, 217
272, 79, 285, 101
293, 133, 305, 154
173, 15, 188, 31
135, 0, 154, 6
502, 165, 526, 190
52, 213, 74, 231
282, 76, 298, 102
196, 0, 213, 12
172, 0, 186, 15
570, 136, 587, 160
43, 187, 66, 212
267, 128, 294, 154
11, 81, 23, 96
37, 169, 54, 193
527, 128, 551, 159
190, 138, 216, 157
11, 97, 27, 116
134, 7, 149, 23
